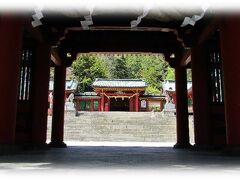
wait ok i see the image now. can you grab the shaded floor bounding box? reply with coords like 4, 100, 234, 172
1, 145, 240, 175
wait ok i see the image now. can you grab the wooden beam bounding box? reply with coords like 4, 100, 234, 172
180, 49, 191, 67
58, 30, 182, 54
51, 48, 62, 66
197, 18, 220, 45
57, 26, 180, 46
62, 43, 179, 54
23, 17, 45, 43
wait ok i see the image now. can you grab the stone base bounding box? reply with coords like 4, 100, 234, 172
49, 141, 67, 148
22, 143, 50, 151
0, 144, 20, 155
174, 143, 192, 149
191, 144, 224, 151
222, 145, 240, 155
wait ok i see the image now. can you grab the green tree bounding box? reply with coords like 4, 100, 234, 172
141, 55, 168, 94
145, 86, 161, 94
187, 69, 192, 81
165, 67, 175, 80
110, 56, 130, 79
125, 55, 142, 78
71, 55, 109, 92
72, 54, 171, 95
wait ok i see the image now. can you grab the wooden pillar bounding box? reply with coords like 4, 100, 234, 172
49, 65, 67, 148
174, 65, 191, 148
106, 98, 110, 111
146, 100, 149, 111
160, 101, 163, 112
101, 93, 105, 111
129, 98, 133, 112
90, 99, 94, 111
220, 18, 240, 146
31, 43, 51, 147
191, 44, 213, 148
0, 16, 23, 146
98, 100, 101, 111
76, 100, 80, 111
135, 92, 139, 112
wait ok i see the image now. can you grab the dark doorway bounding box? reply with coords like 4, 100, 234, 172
110, 98, 129, 111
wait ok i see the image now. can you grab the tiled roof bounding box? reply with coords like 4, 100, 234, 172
74, 92, 101, 99
75, 92, 98, 96
162, 80, 192, 92
92, 79, 147, 88
49, 80, 78, 91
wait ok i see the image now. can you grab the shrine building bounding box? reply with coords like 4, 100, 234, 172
74, 79, 166, 112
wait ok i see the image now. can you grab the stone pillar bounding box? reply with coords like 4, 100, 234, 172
220, 18, 240, 146
31, 43, 51, 147
0, 16, 23, 146
49, 65, 67, 148
191, 45, 213, 148
135, 93, 139, 112
174, 65, 191, 148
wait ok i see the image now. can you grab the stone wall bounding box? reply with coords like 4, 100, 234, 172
47, 112, 194, 143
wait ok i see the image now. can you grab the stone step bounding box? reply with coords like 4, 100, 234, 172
47, 112, 194, 143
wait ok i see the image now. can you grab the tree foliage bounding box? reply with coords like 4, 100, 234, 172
187, 69, 192, 81
165, 67, 175, 80
110, 56, 130, 79
71, 55, 109, 92
72, 54, 172, 94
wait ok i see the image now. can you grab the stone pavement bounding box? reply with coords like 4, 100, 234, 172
2, 112, 235, 177
1, 145, 240, 177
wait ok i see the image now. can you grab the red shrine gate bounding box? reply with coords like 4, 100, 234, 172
74, 79, 166, 112
95, 79, 145, 112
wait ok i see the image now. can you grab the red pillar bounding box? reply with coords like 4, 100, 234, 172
49, 65, 67, 148
105, 98, 110, 111
135, 93, 139, 112
98, 100, 101, 111
129, 97, 133, 111
191, 44, 213, 148
0, 16, 23, 145
159, 101, 163, 112
31, 43, 51, 147
90, 99, 94, 111
146, 100, 149, 111
76, 100, 80, 111
174, 65, 191, 148
220, 18, 240, 146
101, 94, 105, 111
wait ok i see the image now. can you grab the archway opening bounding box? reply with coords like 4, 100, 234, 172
47, 53, 195, 147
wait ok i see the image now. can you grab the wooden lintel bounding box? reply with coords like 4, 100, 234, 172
180, 49, 191, 67
51, 48, 62, 66
198, 18, 220, 45
64, 45, 178, 54
24, 18, 45, 43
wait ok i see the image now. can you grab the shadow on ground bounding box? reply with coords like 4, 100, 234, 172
1, 146, 240, 173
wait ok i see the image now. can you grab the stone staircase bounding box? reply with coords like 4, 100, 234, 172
47, 111, 194, 143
